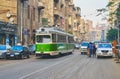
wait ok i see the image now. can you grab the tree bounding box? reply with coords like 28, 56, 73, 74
106, 28, 119, 42
107, 1, 120, 22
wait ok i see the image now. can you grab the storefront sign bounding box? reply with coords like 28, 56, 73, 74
1, 27, 15, 32
0, 22, 17, 34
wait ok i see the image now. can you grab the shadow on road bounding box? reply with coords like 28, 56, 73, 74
36, 53, 73, 59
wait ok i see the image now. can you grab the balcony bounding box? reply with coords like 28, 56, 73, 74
73, 27, 78, 32
76, 13, 81, 16
68, 2, 74, 6
54, 8, 60, 16
38, 2, 45, 9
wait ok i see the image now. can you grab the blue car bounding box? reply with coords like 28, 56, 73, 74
6, 45, 30, 59
0, 45, 11, 59
28, 44, 35, 55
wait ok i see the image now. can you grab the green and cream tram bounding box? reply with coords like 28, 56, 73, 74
35, 26, 74, 57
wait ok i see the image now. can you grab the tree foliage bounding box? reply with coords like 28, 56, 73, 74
106, 28, 118, 42
106, 1, 114, 7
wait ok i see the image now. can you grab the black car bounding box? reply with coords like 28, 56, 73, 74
6, 45, 30, 59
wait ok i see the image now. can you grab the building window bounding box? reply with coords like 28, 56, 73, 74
33, 7, 35, 21
28, 5, 30, 19
38, 11, 40, 22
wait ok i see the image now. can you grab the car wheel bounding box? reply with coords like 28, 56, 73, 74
4, 56, 8, 60
97, 56, 100, 58
118, 53, 120, 59
20, 54, 24, 59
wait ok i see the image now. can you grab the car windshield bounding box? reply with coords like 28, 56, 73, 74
0, 45, 6, 50
12, 46, 23, 51
98, 44, 112, 48
81, 42, 89, 46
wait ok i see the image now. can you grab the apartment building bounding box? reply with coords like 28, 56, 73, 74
108, 0, 120, 27
17, 0, 44, 45
0, 0, 17, 23
73, 7, 81, 42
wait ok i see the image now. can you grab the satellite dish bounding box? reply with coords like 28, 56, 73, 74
6, 12, 11, 18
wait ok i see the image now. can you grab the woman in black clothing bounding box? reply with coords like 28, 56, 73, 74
93, 44, 97, 57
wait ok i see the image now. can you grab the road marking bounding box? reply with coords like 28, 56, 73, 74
18, 56, 75, 79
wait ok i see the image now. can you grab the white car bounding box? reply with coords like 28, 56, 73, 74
96, 43, 113, 58
0, 45, 11, 59
80, 42, 89, 54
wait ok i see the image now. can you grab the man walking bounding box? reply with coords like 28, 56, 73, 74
87, 42, 93, 57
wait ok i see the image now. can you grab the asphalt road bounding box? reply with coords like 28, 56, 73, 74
0, 50, 120, 79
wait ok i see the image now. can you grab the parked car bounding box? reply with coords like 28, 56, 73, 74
116, 44, 120, 59
80, 42, 89, 54
0, 45, 11, 59
74, 43, 80, 49
93, 41, 100, 48
28, 44, 35, 55
5, 45, 30, 59
96, 43, 113, 58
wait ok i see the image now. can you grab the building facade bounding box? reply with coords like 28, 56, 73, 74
0, 0, 17, 23
108, 0, 120, 28
0, 0, 17, 46
17, 0, 44, 45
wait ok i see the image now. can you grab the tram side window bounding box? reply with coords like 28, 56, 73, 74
52, 34, 56, 42
57, 34, 66, 43
36, 35, 51, 43
68, 36, 74, 43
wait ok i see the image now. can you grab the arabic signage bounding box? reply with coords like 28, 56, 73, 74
0, 21, 17, 34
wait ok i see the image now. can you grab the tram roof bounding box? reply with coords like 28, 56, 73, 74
36, 26, 73, 36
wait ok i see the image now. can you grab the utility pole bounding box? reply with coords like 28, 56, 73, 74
20, 1, 23, 44
30, 0, 33, 44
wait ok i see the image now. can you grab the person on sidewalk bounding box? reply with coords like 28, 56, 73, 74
112, 39, 119, 63
116, 44, 120, 63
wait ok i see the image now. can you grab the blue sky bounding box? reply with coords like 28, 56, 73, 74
73, 0, 108, 26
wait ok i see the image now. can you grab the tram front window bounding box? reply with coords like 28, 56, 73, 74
36, 35, 51, 43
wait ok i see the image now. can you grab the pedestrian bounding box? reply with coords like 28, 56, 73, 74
93, 43, 97, 57
115, 44, 120, 63
87, 42, 93, 57
112, 39, 118, 61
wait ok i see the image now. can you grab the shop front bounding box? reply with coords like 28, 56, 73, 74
0, 21, 17, 46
